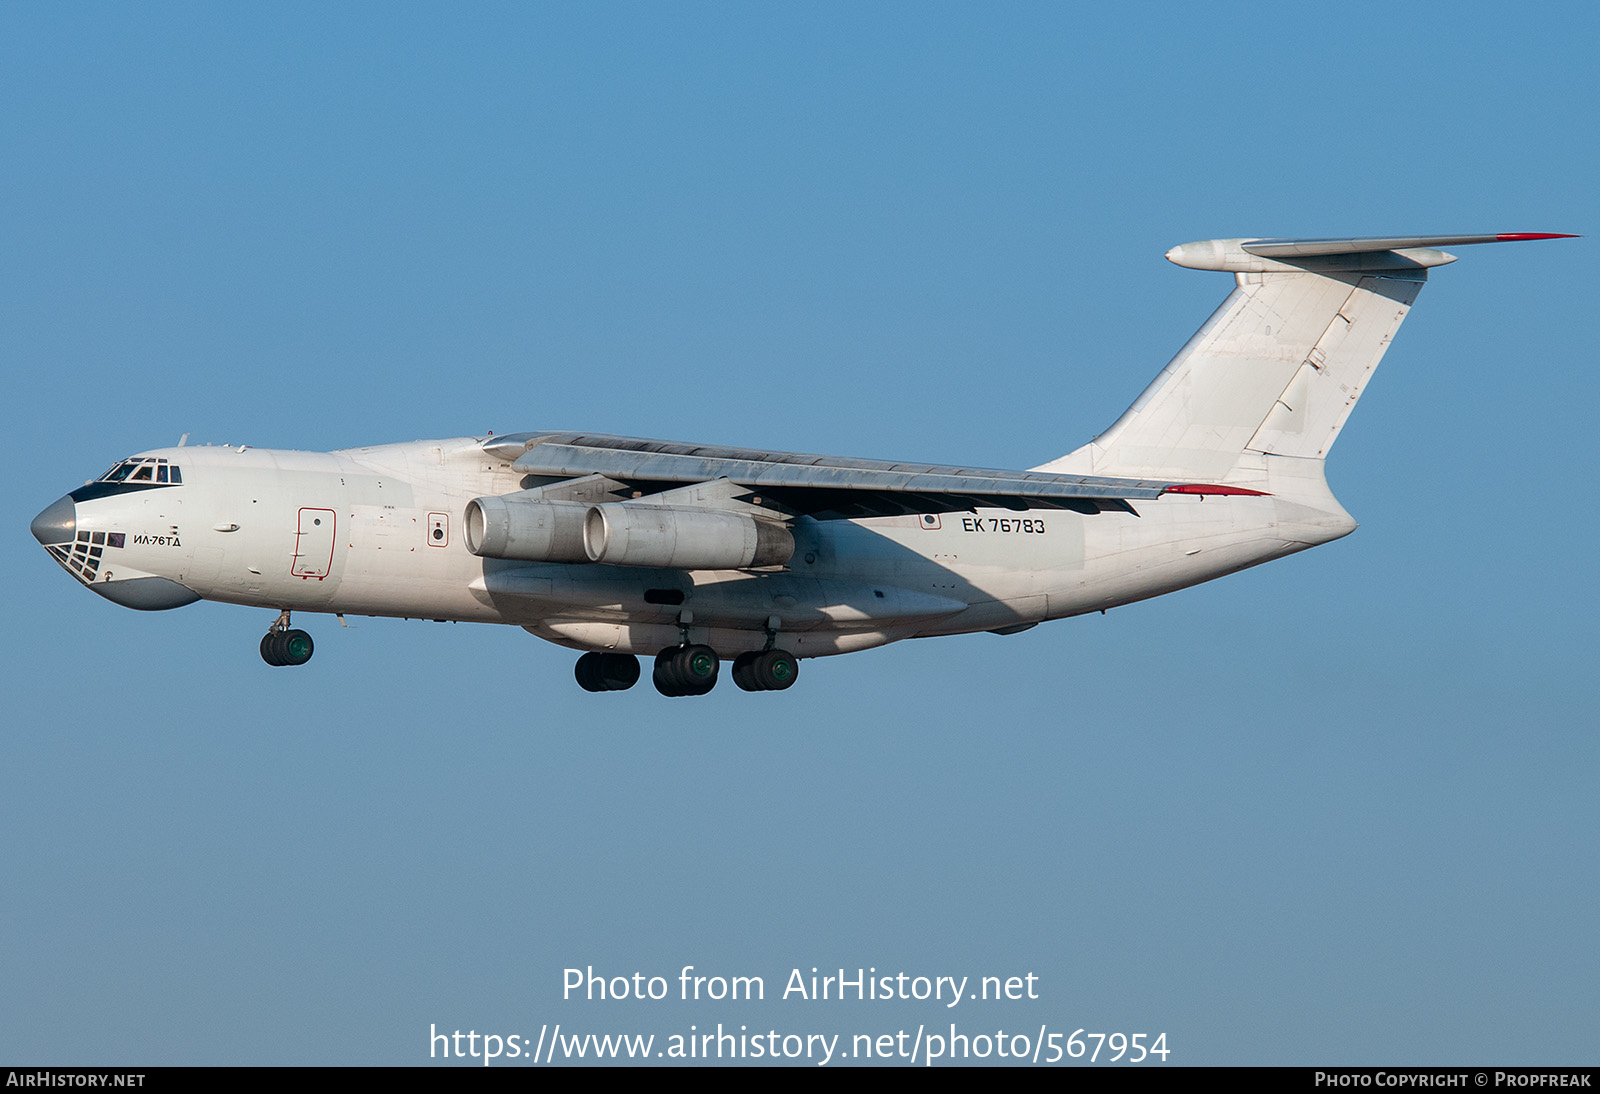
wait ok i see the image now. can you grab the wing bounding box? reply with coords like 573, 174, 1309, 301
480, 432, 1252, 519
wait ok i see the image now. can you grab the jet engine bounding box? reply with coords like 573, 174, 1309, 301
464, 495, 590, 562
583, 503, 794, 570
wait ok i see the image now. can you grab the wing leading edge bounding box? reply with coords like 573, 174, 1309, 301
482, 433, 1255, 519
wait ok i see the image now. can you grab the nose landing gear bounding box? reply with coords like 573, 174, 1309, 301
260, 610, 314, 667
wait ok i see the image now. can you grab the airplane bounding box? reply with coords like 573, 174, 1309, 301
30, 232, 1574, 696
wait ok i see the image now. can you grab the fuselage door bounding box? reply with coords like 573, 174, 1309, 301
292, 508, 337, 579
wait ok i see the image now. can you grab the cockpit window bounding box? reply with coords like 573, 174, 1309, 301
99, 457, 182, 484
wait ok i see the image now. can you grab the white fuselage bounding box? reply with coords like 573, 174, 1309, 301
46, 436, 1357, 659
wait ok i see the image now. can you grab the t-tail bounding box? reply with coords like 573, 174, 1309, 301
1036, 233, 1576, 500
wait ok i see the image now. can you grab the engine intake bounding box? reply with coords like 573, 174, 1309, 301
464, 495, 590, 562
584, 504, 793, 570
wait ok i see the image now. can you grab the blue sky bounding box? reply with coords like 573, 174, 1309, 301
3, 2, 1595, 1065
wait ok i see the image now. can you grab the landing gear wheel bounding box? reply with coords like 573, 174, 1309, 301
732, 649, 797, 690
280, 629, 314, 666
261, 629, 314, 667
598, 653, 641, 691
732, 652, 760, 691
575, 652, 605, 692
680, 645, 718, 694
653, 644, 719, 696
652, 650, 681, 696
576, 652, 640, 692
756, 649, 798, 690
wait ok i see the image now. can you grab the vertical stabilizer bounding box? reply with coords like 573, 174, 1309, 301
1035, 234, 1573, 483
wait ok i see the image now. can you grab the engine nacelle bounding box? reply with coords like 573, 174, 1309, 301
583, 504, 794, 570
464, 495, 590, 562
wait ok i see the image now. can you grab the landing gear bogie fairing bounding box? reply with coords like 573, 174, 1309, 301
30, 233, 1574, 696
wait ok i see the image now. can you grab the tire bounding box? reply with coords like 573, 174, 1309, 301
732, 652, 762, 691
280, 629, 314, 666
678, 644, 719, 694
654, 645, 718, 696
260, 632, 284, 666
597, 653, 640, 691
575, 652, 606, 692
753, 649, 798, 690
653, 648, 686, 696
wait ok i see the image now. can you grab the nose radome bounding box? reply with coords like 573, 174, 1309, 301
31, 495, 76, 546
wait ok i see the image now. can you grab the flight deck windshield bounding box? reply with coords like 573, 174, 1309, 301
99, 457, 182, 484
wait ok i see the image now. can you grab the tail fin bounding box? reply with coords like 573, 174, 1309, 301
1037, 233, 1574, 482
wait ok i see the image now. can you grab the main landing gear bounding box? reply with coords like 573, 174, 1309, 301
573, 645, 800, 696
653, 644, 719, 697
730, 649, 799, 692
574, 652, 642, 692
260, 610, 314, 667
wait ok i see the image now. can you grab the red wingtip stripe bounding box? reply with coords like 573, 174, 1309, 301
1495, 233, 1580, 241
1163, 484, 1271, 497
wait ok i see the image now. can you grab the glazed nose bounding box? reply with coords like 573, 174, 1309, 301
31, 495, 76, 546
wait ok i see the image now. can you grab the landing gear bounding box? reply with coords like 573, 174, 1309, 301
732, 649, 799, 691
640, 644, 801, 696
260, 613, 314, 667
653, 644, 720, 697
575, 652, 640, 692
576, 613, 801, 695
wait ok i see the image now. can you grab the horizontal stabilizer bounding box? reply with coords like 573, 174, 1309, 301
1167, 232, 1576, 273
1241, 233, 1576, 258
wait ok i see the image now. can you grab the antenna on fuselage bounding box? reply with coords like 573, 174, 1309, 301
178, 433, 189, 447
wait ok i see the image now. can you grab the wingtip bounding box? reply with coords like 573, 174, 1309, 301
1495, 233, 1580, 241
